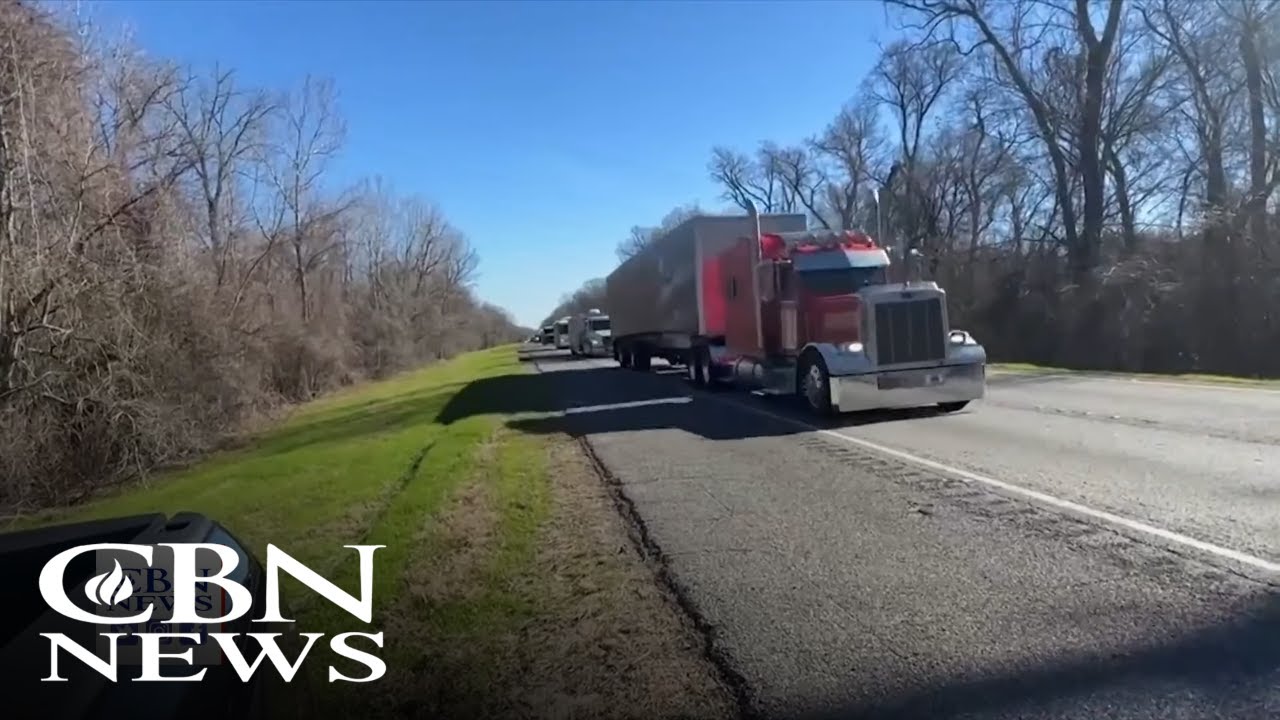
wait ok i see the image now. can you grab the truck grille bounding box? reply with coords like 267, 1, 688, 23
874, 298, 946, 366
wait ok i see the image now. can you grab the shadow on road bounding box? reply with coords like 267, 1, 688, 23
437, 359, 969, 442
470, 355, 1280, 719
788, 589, 1280, 720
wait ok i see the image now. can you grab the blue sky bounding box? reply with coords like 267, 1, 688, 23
91, 0, 894, 328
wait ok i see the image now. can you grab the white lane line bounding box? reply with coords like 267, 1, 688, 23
564, 397, 691, 414
714, 396, 1280, 576
1125, 378, 1280, 394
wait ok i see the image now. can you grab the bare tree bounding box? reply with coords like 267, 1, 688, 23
0, 4, 522, 511
615, 203, 702, 260
762, 143, 831, 228
164, 66, 275, 288
812, 102, 884, 231
708, 146, 784, 212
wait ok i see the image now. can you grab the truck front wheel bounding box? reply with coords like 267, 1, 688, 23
798, 352, 834, 417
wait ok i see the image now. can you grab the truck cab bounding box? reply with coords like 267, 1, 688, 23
569, 310, 612, 357
553, 317, 572, 349
539, 325, 555, 344
717, 228, 986, 415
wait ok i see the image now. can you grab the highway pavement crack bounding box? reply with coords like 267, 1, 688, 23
575, 433, 761, 720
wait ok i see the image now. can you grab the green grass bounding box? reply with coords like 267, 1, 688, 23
989, 362, 1280, 387
6, 343, 554, 713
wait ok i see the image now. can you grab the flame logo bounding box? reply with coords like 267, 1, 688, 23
84, 559, 135, 607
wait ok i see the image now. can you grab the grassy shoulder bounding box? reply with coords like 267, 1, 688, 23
10, 345, 735, 720
988, 362, 1280, 388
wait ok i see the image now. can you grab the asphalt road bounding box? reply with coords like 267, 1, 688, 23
513, 346, 1280, 720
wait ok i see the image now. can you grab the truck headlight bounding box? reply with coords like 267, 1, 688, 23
842, 342, 864, 354
949, 330, 975, 345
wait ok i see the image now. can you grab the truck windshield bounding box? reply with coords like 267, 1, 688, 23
555, 323, 568, 332
798, 267, 886, 295
588, 318, 611, 331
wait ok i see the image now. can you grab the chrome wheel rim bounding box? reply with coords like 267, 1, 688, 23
804, 364, 825, 408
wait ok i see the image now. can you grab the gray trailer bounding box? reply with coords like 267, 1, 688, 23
606, 212, 807, 361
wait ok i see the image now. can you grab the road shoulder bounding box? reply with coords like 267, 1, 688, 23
382, 429, 738, 720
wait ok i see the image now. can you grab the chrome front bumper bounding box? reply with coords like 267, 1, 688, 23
830, 362, 985, 412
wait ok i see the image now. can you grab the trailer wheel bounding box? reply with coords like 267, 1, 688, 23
697, 346, 714, 388
937, 401, 969, 413
687, 346, 711, 387
618, 345, 633, 369
798, 351, 834, 416
685, 350, 703, 384
634, 344, 652, 372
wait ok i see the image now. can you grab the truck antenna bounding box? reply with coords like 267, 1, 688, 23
873, 188, 882, 247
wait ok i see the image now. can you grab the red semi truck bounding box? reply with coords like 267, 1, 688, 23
605, 206, 986, 416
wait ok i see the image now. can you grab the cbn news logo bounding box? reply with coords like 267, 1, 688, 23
37, 542, 386, 684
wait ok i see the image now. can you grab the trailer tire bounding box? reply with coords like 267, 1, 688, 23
697, 346, 715, 388
687, 346, 712, 387
634, 344, 652, 372
685, 350, 703, 384
798, 351, 834, 417
618, 344, 633, 369
937, 401, 969, 413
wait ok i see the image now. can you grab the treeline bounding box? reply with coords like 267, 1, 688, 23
573, 0, 1280, 379
0, 3, 523, 511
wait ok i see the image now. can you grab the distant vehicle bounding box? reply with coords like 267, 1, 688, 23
568, 309, 612, 357
553, 316, 571, 349
604, 206, 986, 416
0, 513, 311, 720
539, 325, 555, 344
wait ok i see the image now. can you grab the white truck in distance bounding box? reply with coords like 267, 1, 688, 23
569, 310, 612, 357
553, 316, 572, 350
603, 207, 986, 416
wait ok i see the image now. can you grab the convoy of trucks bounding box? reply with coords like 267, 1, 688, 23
568, 309, 612, 357
601, 206, 986, 416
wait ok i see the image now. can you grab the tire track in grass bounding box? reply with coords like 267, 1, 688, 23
304, 415, 505, 717
374, 425, 544, 718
